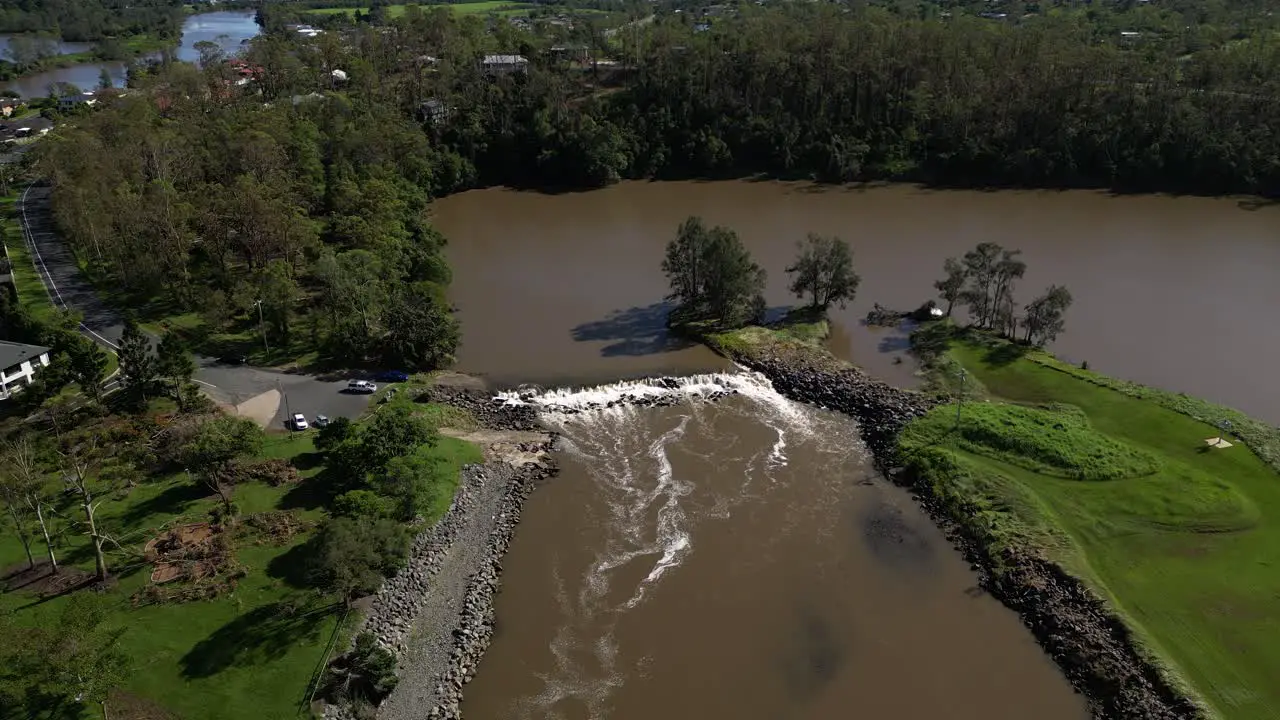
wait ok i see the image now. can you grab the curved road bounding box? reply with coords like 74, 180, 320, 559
17, 183, 373, 428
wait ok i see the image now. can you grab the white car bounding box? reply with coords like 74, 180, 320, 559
347, 380, 377, 394
291, 413, 309, 431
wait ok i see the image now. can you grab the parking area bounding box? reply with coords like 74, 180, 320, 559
196, 359, 381, 431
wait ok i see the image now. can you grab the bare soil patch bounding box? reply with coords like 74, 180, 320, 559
439, 427, 554, 466
2, 560, 96, 597
109, 689, 180, 720
143, 522, 230, 585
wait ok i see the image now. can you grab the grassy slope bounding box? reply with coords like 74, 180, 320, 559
0, 410, 481, 720
1, 194, 56, 322
901, 341, 1280, 720
701, 309, 831, 356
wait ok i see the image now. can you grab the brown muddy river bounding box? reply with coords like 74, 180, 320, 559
434, 181, 1275, 718
435, 181, 1280, 423
464, 376, 1086, 719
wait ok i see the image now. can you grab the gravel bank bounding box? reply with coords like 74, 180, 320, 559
374, 460, 556, 720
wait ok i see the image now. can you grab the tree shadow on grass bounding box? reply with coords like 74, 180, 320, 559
279, 470, 343, 512
570, 302, 696, 357
983, 342, 1029, 366
180, 599, 336, 679
291, 451, 326, 472
266, 541, 317, 590
280, 471, 340, 509
113, 481, 208, 532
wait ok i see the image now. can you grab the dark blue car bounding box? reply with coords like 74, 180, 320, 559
377, 370, 410, 383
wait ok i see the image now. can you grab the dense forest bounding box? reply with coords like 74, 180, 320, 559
30, 0, 1280, 369
35, 62, 464, 369
253, 0, 1280, 194
0, 0, 185, 41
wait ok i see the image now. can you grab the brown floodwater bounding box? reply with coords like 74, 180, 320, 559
435, 181, 1280, 422
464, 376, 1087, 719
436, 181, 1275, 718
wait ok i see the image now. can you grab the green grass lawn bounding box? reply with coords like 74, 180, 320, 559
1, 194, 56, 323
900, 340, 1280, 719
4, 241, 56, 322
1, 416, 480, 719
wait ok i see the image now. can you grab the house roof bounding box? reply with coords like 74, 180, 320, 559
0, 340, 50, 371
482, 54, 527, 65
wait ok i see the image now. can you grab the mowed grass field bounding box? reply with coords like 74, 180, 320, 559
0, 417, 482, 719
899, 340, 1280, 719
307, 1, 535, 18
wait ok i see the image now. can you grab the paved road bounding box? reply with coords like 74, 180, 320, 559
17, 183, 373, 427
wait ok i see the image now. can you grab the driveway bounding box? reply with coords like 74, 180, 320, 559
17, 183, 374, 424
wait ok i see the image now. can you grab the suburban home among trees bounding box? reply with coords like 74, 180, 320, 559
0, 340, 51, 400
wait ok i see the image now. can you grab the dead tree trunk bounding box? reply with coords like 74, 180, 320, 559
32, 500, 58, 573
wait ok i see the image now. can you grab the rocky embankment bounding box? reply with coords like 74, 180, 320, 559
416, 386, 538, 430
725, 342, 937, 467
719, 335, 1199, 720
325, 384, 557, 720
374, 460, 556, 720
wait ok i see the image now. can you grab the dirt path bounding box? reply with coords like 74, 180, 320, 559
439, 428, 553, 466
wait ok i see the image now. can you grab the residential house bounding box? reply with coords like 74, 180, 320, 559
0, 98, 21, 118
0, 116, 52, 140
549, 44, 590, 64
419, 98, 453, 126
57, 91, 97, 111
0, 340, 51, 400
480, 54, 529, 76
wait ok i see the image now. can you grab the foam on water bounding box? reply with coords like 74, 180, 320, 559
500, 370, 865, 719
497, 371, 780, 414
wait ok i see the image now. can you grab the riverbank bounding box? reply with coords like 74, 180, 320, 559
324, 384, 558, 720
0, 34, 169, 85
682, 316, 1242, 719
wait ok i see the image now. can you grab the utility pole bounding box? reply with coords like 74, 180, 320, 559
254, 298, 268, 355
279, 379, 294, 437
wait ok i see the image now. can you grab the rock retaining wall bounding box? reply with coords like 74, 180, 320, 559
417, 386, 538, 430
422, 461, 552, 719
362, 463, 491, 656
725, 340, 1200, 720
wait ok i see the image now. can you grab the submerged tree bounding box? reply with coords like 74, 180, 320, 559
958, 243, 1025, 332
662, 216, 766, 328
1022, 285, 1073, 346
934, 257, 966, 317
785, 233, 860, 311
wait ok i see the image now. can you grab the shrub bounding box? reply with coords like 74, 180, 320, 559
323, 632, 399, 706
231, 458, 302, 486
332, 490, 392, 520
